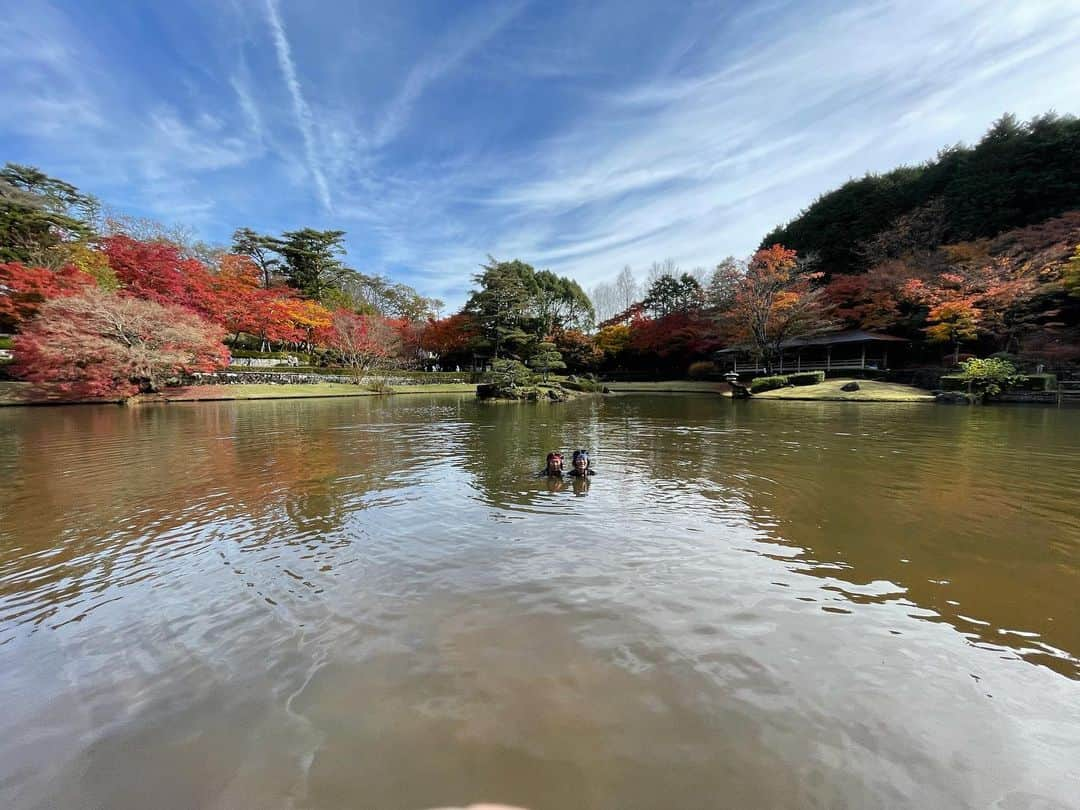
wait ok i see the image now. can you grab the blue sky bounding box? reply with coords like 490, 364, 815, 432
2, 0, 1079, 308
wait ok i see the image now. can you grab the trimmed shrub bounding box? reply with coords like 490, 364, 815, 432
939, 370, 1042, 393
1015, 373, 1056, 391
485, 359, 533, 389
561, 379, 602, 393
387, 370, 479, 382
955, 357, 1022, 399
364, 378, 394, 394
787, 371, 825, 386
897, 368, 943, 390
823, 367, 885, 380
228, 349, 297, 360
750, 375, 789, 393
227, 366, 478, 383
0, 336, 13, 351
687, 360, 718, 379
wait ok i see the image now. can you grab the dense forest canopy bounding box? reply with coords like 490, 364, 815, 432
762, 113, 1080, 276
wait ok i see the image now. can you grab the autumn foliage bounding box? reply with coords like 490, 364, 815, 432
420, 312, 479, 361
14, 288, 229, 397
326, 310, 397, 380
101, 235, 214, 314
722, 245, 834, 368
0, 262, 94, 331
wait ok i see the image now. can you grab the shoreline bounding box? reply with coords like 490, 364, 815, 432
3, 378, 1061, 408
0, 381, 478, 407
751, 379, 935, 402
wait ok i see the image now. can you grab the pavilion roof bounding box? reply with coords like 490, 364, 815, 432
780, 329, 909, 348
716, 329, 908, 354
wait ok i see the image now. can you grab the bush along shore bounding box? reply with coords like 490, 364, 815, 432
476, 360, 608, 402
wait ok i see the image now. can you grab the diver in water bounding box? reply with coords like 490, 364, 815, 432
541, 451, 564, 477
568, 449, 595, 477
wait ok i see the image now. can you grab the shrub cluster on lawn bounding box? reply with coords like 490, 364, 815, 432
749, 370, 826, 393
787, 371, 826, 386
939, 363, 1054, 395
687, 360, 719, 379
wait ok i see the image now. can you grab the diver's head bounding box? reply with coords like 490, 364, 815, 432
545, 451, 564, 475
572, 449, 589, 474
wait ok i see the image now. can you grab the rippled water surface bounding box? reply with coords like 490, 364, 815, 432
1, 394, 1079, 809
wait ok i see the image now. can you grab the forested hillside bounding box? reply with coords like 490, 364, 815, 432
762, 113, 1080, 276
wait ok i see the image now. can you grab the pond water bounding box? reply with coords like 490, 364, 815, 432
1, 394, 1078, 809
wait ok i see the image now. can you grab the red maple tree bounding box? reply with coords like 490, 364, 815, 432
0, 262, 94, 331
325, 310, 396, 381
101, 235, 216, 316
14, 288, 228, 397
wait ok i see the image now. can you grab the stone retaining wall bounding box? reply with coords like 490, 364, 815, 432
188, 371, 358, 385
229, 356, 301, 368
997, 391, 1059, 403
187, 370, 476, 387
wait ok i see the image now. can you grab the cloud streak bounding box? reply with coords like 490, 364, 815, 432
263, 0, 332, 212
373, 1, 529, 148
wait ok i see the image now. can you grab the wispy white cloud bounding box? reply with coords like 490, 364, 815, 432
372, 1, 529, 148
0, 1, 105, 137
263, 0, 333, 212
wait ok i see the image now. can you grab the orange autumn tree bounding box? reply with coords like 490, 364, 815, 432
1063, 244, 1080, 298
901, 249, 1040, 363
420, 312, 479, 366
281, 298, 334, 351
725, 245, 834, 372
901, 274, 978, 364
593, 323, 632, 364
210, 254, 262, 343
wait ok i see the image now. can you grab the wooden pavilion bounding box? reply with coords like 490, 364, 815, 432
716, 330, 909, 374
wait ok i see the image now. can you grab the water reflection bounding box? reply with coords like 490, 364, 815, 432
0, 395, 1078, 808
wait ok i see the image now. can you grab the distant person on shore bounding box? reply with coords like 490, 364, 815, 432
541, 451, 564, 477
569, 449, 595, 477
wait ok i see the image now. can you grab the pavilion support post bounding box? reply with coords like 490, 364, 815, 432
797, 352, 801, 372
861, 343, 866, 369
827, 347, 831, 371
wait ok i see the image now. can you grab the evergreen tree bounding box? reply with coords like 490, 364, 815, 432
465, 258, 537, 358
231, 227, 283, 288
0, 164, 97, 265
277, 228, 348, 301
528, 341, 566, 382
643, 273, 704, 317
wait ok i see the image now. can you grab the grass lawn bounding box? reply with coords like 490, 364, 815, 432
0, 381, 478, 406
604, 380, 728, 393
753, 378, 935, 402
161, 382, 477, 401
